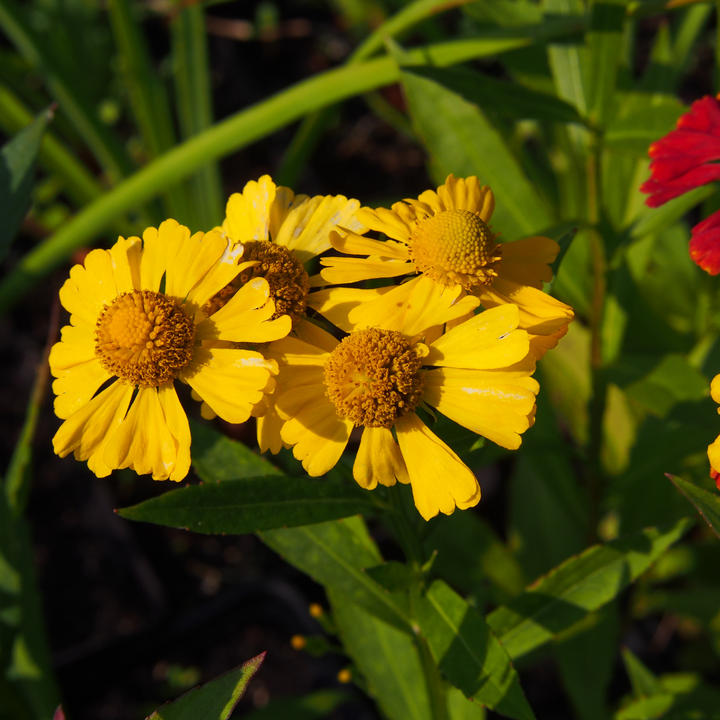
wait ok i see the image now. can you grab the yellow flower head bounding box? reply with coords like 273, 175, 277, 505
206, 175, 366, 328
314, 174, 574, 355
269, 277, 539, 521
708, 375, 720, 483
50, 219, 292, 481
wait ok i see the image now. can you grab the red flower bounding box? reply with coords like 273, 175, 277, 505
640, 93, 720, 275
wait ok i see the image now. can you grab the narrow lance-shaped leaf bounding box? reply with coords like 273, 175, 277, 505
667, 475, 720, 539
487, 518, 692, 660
328, 588, 432, 720
0, 106, 53, 263
260, 517, 411, 634
148, 653, 265, 720
399, 64, 553, 240
414, 580, 536, 720
118, 477, 378, 534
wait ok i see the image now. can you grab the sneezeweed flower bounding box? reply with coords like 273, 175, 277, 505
200, 175, 366, 451
269, 276, 539, 521
708, 375, 720, 489
313, 174, 573, 356
205, 174, 366, 327
640, 93, 720, 275
50, 219, 291, 480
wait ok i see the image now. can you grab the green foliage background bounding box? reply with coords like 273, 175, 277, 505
2, 0, 720, 717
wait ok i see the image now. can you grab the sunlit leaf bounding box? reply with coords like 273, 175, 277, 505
148, 654, 264, 719
668, 475, 720, 539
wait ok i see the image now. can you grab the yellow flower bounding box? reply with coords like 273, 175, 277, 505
50, 219, 291, 481
202, 175, 366, 453
708, 375, 720, 483
313, 174, 573, 357
206, 174, 366, 327
269, 276, 539, 521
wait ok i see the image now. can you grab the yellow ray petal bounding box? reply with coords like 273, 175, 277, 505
425, 305, 530, 369
165, 226, 223, 303
257, 405, 287, 455
59, 249, 118, 326
103, 387, 177, 479
275, 195, 365, 263
320, 257, 414, 284
53, 380, 132, 463
499, 236, 558, 288
528, 325, 568, 360
195, 277, 292, 343
308, 286, 393, 332
223, 175, 276, 241
140, 224, 169, 292
109, 236, 142, 293
269, 185, 301, 238
345, 279, 421, 332
423, 368, 537, 450
709, 435, 720, 475
434, 175, 495, 221
399, 275, 481, 337
395, 413, 480, 521
293, 319, 340, 353
712, 375, 720, 405
354, 426, 408, 490
329, 229, 409, 260
49, 324, 97, 375
280, 391, 353, 476
158, 384, 191, 481
186, 243, 252, 314
479, 278, 574, 335
182, 347, 277, 424
357, 206, 413, 242
52, 359, 111, 419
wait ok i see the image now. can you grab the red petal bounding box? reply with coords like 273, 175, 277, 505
641, 95, 720, 207
689, 209, 720, 275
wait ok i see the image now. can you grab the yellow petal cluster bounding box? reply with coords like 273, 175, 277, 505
50, 174, 574, 522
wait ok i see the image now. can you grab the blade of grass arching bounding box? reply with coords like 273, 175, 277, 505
0, 84, 102, 206
672, 4, 712, 77
0, 0, 133, 182
277, 0, 478, 188
0, 31, 584, 310
107, 0, 190, 224
4, 299, 57, 514
171, 3, 224, 230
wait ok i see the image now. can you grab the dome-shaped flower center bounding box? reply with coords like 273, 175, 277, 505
204, 241, 309, 326
409, 209, 502, 289
95, 290, 196, 387
324, 328, 426, 429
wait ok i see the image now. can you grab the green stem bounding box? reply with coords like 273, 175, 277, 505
388, 484, 424, 567
586, 140, 607, 545
417, 633, 450, 720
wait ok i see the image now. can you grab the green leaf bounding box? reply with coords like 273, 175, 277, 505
328, 588, 432, 720
148, 653, 264, 719
668, 475, 720, 540
399, 65, 554, 240
414, 580, 536, 720
190, 420, 284, 481
0, 106, 52, 262
464, 0, 543, 28
365, 561, 419, 593
242, 690, 349, 720
260, 517, 411, 633
621, 648, 663, 699
423, 511, 525, 599
630, 185, 715, 241
403, 65, 583, 124
586, 0, 626, 126
605, 93, 686, 156
447, 686, 487, 719
487, 518, 692, 660
555, 603, 619, 720
118, 476, 377, 534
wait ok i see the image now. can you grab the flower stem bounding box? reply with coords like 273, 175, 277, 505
586, 140, 607, 545
387, 484, 424, 568
417, 633, 450, 720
